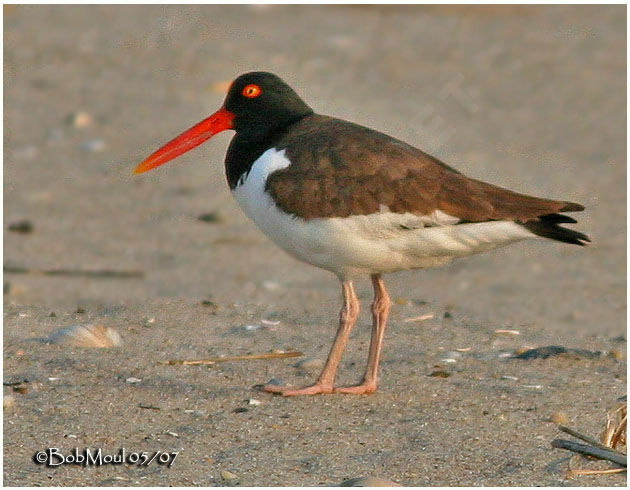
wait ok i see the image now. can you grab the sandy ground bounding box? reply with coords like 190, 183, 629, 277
3, 4, 626, 486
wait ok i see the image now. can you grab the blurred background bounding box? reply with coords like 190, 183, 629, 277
5, 4, 625, 336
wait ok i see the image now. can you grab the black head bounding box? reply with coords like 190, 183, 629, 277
224, 72, 313, 141
134, 72, 312, 174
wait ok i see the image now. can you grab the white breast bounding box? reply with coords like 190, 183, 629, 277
231, 148, 537, 279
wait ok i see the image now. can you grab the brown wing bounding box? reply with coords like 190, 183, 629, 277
266, 115, 584, 225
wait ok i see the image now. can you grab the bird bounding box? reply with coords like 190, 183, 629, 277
135, 71, 590, 396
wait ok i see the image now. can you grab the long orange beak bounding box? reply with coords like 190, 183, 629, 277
134, 107, 235, 174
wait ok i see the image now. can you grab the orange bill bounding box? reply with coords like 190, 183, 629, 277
134, 107, 235, 174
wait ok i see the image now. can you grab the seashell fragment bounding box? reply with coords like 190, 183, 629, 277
47, 324, 121, 348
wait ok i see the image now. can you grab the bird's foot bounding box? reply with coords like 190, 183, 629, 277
262, 382, 334, 396
334, 381, 378, 395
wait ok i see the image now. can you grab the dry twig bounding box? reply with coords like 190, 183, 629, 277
558, 425, 615, 452
551, 439, 626, 467
163, 351, 302, 366
4, 265, 144, 278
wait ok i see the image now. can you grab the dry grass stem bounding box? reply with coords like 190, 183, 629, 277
568, 467, 626, 477
402, 314, 434, 323
602, 403, 627, 450
164, 351, 303, 366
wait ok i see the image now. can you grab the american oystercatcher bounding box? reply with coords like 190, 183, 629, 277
135, 72, 589, 396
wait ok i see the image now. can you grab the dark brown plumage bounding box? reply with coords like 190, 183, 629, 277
266, 115, 588, 245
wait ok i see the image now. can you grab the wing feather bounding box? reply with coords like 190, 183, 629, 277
265, 115, 585, 228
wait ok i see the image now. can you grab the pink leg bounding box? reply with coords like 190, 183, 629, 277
335, 274, 391, 395
264, 280, 360, 396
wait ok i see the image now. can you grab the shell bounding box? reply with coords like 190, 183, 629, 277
47, 324, 121, 348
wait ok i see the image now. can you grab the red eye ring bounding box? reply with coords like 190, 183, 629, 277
242, 84, 262, 98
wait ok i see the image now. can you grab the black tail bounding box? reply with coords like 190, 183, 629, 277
520, 212, 591, 246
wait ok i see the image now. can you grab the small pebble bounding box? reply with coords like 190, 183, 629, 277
441, 351, 461, 362
243, 324, 264, 331
8, 220, 33, 234
550, 411, 569, 424
429, 369, 450, 378
12, 384, 29, 394
126, 377, 142, 384
220, 470, 239, 481
266, 378, 284, 387
3, 395, 16, 409
68, 111, 93, 128
233, 407, 249, 413
294, 358, 325, 372
80, 138, 106, 152
341, 476, 401, 487
197, 212, 222, 223
248, 398, 262, 406
184, 409, 206, 417
500, 375, 518, 381
261, 280, 281, 291
143, 317, 157, 328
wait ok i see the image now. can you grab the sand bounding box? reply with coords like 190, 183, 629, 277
4, 4, 626, 486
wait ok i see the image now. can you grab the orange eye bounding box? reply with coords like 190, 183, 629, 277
242, 84, 262, 98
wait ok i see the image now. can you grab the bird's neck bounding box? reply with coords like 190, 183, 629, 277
224, 113, 312, 189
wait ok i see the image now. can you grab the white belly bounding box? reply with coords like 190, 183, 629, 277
231, 148, 536, 279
